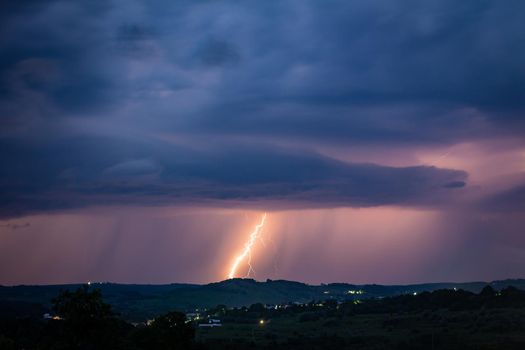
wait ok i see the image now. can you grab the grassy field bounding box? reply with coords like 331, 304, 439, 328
196, 307, 525, 350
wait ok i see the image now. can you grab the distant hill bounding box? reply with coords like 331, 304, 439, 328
1, 278, 524, 322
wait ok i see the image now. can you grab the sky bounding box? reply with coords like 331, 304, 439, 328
1, 0, 525, 285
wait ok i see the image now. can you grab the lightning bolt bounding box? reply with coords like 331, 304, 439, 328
228, 213, 267, 279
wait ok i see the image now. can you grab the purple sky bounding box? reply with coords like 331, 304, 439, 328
1, 1, 525, 285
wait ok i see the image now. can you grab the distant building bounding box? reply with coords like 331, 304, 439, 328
43, 313, 62, 320
198, 319, 222, 327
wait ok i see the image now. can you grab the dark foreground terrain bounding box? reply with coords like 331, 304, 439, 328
1, 281, 525, 349
196, 288, 525, 350
2, 278, 524, 321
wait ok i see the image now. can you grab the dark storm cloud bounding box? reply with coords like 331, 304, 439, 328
0, 136, 467, 218
1, 0, 524, 139
0, 222, 30, 230
0, 0, 522, 216
195, 39, 241, 67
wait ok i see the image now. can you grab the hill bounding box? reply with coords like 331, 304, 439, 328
1, 278, 524, 321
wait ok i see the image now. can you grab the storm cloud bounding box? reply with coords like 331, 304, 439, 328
1, 1, 525, 285
0, 136, 467, 218
0, 0, 524, 217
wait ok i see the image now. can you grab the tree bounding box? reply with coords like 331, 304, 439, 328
209, 304, 228, 316
53, 285, 115, 324
479, 285, 496, 298
249, 303, 265, 312
134, 311, 194, 350
51, 285, 130, 349
0, 335, 15, 350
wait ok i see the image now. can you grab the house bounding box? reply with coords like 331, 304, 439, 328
198, 319, 222, 327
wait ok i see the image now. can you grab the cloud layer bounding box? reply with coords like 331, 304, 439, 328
1, 0, 524, 217
0, 137, 467, 217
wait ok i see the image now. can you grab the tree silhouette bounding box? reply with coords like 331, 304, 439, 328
134, 311, 194, 350
51, 285, 130, 349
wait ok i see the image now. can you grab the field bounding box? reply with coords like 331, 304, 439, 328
196, 307, 525, 350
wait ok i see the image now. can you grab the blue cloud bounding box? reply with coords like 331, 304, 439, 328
2, 0, 524, 217
0, 136, 467, 217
